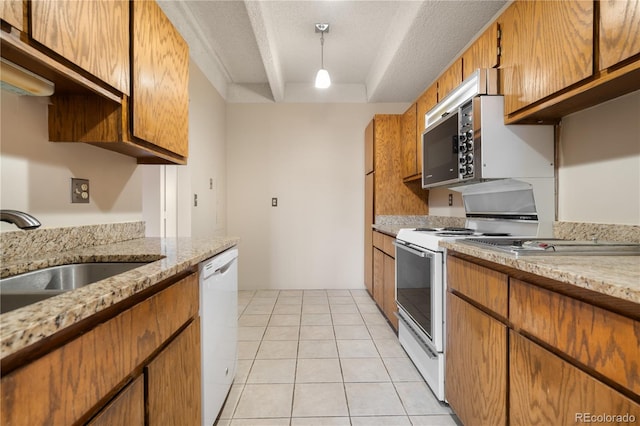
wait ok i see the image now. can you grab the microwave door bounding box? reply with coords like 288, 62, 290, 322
422, 112, 460, 188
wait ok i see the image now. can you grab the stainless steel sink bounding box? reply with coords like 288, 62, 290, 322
0, 262, 150, 314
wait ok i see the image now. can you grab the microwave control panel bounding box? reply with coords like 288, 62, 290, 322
458, 101, 475, 179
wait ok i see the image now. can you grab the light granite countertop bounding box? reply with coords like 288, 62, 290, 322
1, 236, 239, 359
440, 240, 640, 306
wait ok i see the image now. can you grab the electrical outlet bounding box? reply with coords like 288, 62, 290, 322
194, 193, 198, 207
272, 197, 278, 207
71, 178, 90, 203
448, 193, 453, 206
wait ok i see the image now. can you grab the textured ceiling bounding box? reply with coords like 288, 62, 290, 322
159, 0, 509, 103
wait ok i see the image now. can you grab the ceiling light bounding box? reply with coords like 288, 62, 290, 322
314, 23, 331, 89
0, 58, 54, 96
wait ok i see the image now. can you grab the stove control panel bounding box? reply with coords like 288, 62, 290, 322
458, 100, 475, 179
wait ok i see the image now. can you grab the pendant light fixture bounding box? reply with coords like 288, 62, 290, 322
314, 23, 331, 89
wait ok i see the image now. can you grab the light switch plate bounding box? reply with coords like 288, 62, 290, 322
71, 178, 90, 203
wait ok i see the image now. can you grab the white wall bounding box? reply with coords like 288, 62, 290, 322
142, 59, 227, 238
1, 93, 142, 231
188, 61, 227, 237
227, 102, 408, 290
558, 90, 640, 225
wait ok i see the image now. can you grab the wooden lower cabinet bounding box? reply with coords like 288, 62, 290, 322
446, 254, 640, 426
147, 319, 202, 426
0, 273, 200, 425
372, 232, 398, 331
88, 376, 145, 426
510, 331, 640, 425
383, 254, 398, 330
373, 248, 385, 308
445, 293, 507, 426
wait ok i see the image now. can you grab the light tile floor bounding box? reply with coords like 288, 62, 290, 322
215, 289, 459, 426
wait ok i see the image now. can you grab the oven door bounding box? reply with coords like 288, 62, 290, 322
394, 240, 444, 353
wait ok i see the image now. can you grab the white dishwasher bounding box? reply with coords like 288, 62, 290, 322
199, 247, 238, 426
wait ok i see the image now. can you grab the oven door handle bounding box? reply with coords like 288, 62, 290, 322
393, 241, 428, 258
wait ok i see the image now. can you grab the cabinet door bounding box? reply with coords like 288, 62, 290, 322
401, 103, 418, 180
365, 119, 374, 174
599, 0, 640, 70
462, 23, 500, 81
364, 174, 374, 294
510, 331, 640, 426
445, 293, 507, 426
30, 0, 130, 94
132, 0, 189, 158
87, 376, 144, 426
147, 319, 202, 426
499, 0, 593, 115
437, 59, 462, 100
416, 84, 437, 175
373, 248, 385, 308
0, 0, 23, 31
383, 254, 397, 330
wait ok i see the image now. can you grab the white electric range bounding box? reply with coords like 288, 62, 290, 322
394, 220, 541, 401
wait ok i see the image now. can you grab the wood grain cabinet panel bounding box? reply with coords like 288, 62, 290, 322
88, 376, 144, 426
365, 119, 374, 174
401, 103, 418, 180
462, 23, 500, 81
0, 273, 198, 425
510, 331, 640, 426
599, 0, 640, 70
373, 248, 385, 308
31, 0, 130, 95
510, 278, 640, 395
415, 84, 437, 176
383, 254, 398, 330
498, 0, 593, 116
373, 114, 428, 216
132, 0, 189, 158
445, 293, 507, 426
0, 0, 23, 31
446, 255, 508, 318
364, 175, 373, 295
437, 59, 463, 100
147, 319, 202, 426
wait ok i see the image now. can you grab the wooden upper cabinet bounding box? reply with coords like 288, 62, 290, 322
365, 119, 374, 174
437, 59, 463, 101
416, 84, 437, 174
462, 23, 501, 81
373, 114, 428, 216
498, 0, 594, 116
30, 0, 130, 95
132, 0, 189, 159
599, 0, 640, 70
0, 0, 24, 31
401, 103, 418, 179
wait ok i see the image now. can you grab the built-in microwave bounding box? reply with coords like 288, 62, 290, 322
422, 69, 555, 189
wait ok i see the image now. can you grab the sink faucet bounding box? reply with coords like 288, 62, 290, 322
0, 210, 41, 230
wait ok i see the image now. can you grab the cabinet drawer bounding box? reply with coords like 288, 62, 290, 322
510, 279, 640, 395
510, 331, 640, 425
373, 231, 385, 249
446, 255, 508, 318
0, 273, 198, 425
372, 231, 395, 258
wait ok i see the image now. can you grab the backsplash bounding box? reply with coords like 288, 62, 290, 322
0, 222, 145, 262
553, 221, 640, 243
375, 215, 466, 228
